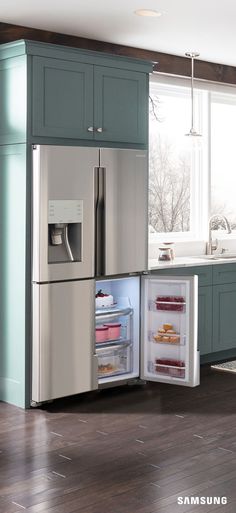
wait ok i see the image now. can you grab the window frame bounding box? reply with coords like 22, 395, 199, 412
149, 74, 236, 244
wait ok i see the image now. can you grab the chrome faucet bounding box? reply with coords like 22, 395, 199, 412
206, 215, 231, 255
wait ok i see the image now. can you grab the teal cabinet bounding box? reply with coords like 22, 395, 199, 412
0, 40, 151, 147
213, 263, 236, 285
32, 55, 149, 145
32, 57, 94, 140
198, 286, 212, 355
0, 144, 28, 407
94, 67, 148, 144
0, 55, 27, 145
212, 283, 236, 352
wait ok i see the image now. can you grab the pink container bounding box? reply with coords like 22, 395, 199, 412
96, 326, 109, 343
104, 323, 121, 340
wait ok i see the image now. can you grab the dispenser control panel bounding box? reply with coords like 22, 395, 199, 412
48, 200, 83, 224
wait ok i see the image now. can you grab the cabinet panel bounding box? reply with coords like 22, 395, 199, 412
0, 56, 27, 144
94, 66, 148, 144
32, 57, 94, 139
198, 286, 212, 355
213, 283, 236, 352
0, 145, 27, 407
213, 263, 236, 285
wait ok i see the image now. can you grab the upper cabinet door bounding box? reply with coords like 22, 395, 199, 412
32, 57, 94, 139
94, 66, 148, 145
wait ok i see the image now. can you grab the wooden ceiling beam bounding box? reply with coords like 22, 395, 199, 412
0, 21, 236, 85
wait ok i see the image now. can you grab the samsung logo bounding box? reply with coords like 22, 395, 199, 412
177, 496, 227, 505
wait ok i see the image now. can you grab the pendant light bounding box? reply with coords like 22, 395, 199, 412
185, 51, 202, 138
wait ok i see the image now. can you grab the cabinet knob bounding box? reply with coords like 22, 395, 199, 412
96, 127, 103, 133
87, 126, 94, 132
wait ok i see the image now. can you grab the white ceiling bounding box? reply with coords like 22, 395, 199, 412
1, 0, 236, 66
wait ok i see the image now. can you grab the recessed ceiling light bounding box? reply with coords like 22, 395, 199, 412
134, 9, 162, 17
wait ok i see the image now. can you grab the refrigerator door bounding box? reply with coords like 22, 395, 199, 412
140, 275, 199, 387
32, 279, 98, 403
32, 145, 98, 283
98, 149, 148, 276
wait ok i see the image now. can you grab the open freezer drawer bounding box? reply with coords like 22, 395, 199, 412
140, 275, 199, 387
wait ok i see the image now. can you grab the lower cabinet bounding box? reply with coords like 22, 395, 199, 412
198, 286, 213, 355
212, 283, 236, 352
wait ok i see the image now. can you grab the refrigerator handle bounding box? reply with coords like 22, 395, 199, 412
95, 167, 106, 276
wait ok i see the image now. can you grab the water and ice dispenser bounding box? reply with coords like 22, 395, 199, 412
48, 199, 83, 264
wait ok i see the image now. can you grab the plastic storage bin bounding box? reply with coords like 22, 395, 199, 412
98, 346, 131, 378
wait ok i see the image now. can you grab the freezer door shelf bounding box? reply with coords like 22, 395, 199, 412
149, 329, 185, 346
150, 298, 186, 313
150, 360, 186, 380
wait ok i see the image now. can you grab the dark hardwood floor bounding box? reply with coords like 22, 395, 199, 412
1, 367, 236, 513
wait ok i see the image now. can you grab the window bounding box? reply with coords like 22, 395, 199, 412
149, 86, 191, 235
211, 93, 236, 230
149, 76, 236, 243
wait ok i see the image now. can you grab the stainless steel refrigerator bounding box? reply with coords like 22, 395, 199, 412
31, 145, 148, 403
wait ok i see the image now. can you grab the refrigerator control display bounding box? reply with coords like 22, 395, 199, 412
48, 199, 83, 224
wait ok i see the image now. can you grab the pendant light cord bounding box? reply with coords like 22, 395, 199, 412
185, 51, 201, 137
191, 56, 194, 132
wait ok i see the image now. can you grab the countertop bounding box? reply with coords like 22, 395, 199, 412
149, 255, 236, 270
